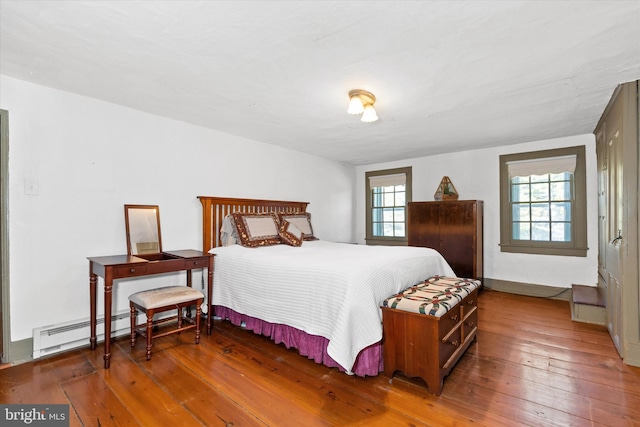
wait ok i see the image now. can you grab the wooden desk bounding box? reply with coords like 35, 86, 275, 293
87, 249, 214, 368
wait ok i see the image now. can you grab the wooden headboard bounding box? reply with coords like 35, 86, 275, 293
198, 196, 309, 252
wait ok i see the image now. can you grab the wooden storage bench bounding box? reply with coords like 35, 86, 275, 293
381, 276, 481, 395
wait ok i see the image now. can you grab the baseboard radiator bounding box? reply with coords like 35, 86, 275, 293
33, 310, 138, 359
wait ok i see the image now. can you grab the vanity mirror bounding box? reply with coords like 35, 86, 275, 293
124, 204, 163, 257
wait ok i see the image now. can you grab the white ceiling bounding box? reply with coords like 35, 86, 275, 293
1, 1, 639, 166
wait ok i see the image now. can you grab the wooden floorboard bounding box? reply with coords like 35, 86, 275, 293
1, 289, 639, 426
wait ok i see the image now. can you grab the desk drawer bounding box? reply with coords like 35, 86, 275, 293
185, 258, 208, 269
117, 265, 148, 276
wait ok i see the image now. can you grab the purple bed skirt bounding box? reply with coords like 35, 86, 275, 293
214, 306, 383, 376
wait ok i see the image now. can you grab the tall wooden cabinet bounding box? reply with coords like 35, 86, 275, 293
594, 80, 639, 366
408, 200, 483, 280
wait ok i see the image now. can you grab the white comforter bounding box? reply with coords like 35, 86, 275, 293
209, 240, 455, 373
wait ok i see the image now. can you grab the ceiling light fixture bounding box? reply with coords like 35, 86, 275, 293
347, 89, 378, 122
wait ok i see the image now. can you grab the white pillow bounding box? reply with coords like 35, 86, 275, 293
220, 214, 239, 246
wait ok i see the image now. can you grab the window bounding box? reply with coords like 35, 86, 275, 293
365, 167, 412, 246
499, 146, 587, 256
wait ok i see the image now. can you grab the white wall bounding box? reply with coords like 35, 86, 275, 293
1, 75, 355, 341
355, 134, 599, 288
1, 73, 600, 344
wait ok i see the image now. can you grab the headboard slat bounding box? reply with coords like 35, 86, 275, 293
198, 196, 309, 252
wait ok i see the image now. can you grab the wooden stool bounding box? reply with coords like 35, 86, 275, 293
129, 286, 204, 360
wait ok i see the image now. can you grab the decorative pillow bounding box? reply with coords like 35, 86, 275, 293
278, 220, 304, 247
278, 213, 317, 240
231, 212, 281, 248
219, 214, 239, 246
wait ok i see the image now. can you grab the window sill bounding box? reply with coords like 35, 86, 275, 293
499, 244, 588, 257
365, 238, 408, 246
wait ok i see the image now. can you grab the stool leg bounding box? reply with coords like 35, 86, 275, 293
195, 301, 202, 344
129, 303, 137, 348
145, 309, 153, 361
177, 305, 182, 333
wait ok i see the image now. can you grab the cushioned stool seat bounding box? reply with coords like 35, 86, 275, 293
382, 276, 481, 316
129, 286, 204, 360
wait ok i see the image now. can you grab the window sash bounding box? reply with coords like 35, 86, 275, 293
509, 173, 574, 243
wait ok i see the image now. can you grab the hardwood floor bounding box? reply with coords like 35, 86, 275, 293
1, 290, 639, 426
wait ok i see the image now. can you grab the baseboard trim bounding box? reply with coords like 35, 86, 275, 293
623, 341, 640, 368
483, 278, 571, 301
4, 337, 33, 366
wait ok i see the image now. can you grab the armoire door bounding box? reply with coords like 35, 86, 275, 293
408, 201, 483, 280
438, 202, 478, 279
407, 202, 440, 249
597, 87, 625, 356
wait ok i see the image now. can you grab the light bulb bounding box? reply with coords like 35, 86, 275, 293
347, 96, 364, 115
361, 105, 378, 122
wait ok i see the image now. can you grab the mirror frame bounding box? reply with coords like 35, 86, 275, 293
124, 204, 163, 256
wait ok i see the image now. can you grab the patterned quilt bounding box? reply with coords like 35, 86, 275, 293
382, 276, 481, 317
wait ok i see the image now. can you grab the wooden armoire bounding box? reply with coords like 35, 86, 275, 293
407, 200, 483, 280
594, 80, 639, 365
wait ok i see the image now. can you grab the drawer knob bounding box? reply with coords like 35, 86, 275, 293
450, 340, 459, 347
467, 299, 475, 305
193, 261, 199, 265
467, 321, 475, 327
450, 314, 459, 321
130, 268, 136, 273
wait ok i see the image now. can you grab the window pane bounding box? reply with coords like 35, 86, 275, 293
551, 202, 570, 221
550, 182, 570, 201
513, 222, 530, 240
531, 203, 549, 221
383, 223, 394, 236
373, 222, 383, 236
383, 193, 394, 207
394, 208, 405, 222
551, 222, 571, 242
395, 191, 405, 206
512, 204, 530, 221
372, 192, 382, 207
531, 183, 549, 201
394, 223, 405, 237
512, 183, 530, 202
382, 208, 394, 222
531, 222, 550, 240
372, 207, 383, 221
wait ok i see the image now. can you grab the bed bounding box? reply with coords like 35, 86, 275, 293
199, 196, 455, 376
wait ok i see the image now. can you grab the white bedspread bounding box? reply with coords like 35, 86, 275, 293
209, 240, 455, 373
